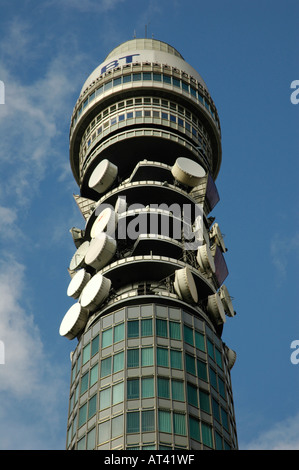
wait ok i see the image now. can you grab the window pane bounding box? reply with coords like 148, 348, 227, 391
142, 410, 155, 431
113, 351, 124, 373
156, 319, 167, 337
218, 377, 226, 398
127, 349, 139, 368
127, 378, 139, 399
173, 413, 186, 435
101, 357, 112, 377
199, 390, 210, 413
87, 427, 96, 450
99, 387, 110, 410
112, 382, 124, 405
127, 411, 140, 433
78, 403, 87, 427
141, 347, 153, 366
143, 72, 152, 80
133, 73, 141, 81
215, 348, 223, 368
171, 379, 184, 401
170, 350, 182, 369
173, 78, 181, 87
207, 339, 215, 359
158, 377, 170, 398
185, 353, 196, 375
201, 422, 213, 447
153, 73, 161, 81
82, 343, 90, 364
77, 436, 85, 450
157, 348, 168, 367
112, 414, 123, 438
141, 318, 152, 336
197, 360, 207, 381
212, 398, 220, 421
114, 323, 124, 342
169, 321, 181, 339
184, 325, 193, 345
187, 383, 198, 407
221, 408, 229, 430
158, 410, 171, 433
189, 416, 200, 442
102, 328, 113, 348
88, 394, 97, 419
90, 364, 98, 387
215, 431, 223, 450
80, 372, 89, 395
123, 75, 131, 83
209, 367, 218, 390
128, 320, 139, 338
163, 74, 171, 84
91, 335, 99, 356
141, 377, 154, 398
98, 420, 110, 444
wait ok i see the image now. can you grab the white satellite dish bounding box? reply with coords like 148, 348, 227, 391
219, 284, 235, 317
59, 303, 88, 340
69, 240, 90, 271
88, 159, 118, 193
174, 267, 198, 304
225, 346, 237, 370
115, 196, 127, 214
67, 268, 91, 299
207, 293, 226, 325
210, 223, 226, 252
90, 207, 118, 238
171, 157, 205, 187
197, 244, 215, 274
85, 233, 117, 270
80, 272, 111, 312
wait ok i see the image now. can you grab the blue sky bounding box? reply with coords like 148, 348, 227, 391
0, 0, 298, 450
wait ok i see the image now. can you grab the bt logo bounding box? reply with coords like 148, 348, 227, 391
100, 54, 140, 75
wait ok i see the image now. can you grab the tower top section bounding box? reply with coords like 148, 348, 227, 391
70, 38, 222, 188
80, 39, 208, 96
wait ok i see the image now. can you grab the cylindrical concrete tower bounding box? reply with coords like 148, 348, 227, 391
60, 38, 238, 451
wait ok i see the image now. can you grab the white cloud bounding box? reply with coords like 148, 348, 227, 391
45, 0, 124, 13
242, 412, 299, 450
270, 232, 299, 281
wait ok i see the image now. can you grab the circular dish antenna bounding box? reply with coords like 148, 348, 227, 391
67, 268, 91, 299
197, 244, 215, 274
219, 284, 235, 317
210, 223, 226, 252
59, 303, 88, 340
171, 157, 205, 187
174, 267, 198, 304
69, 240, 90, 271
80, 272, 111, 312
115, 196, 127, 214
207, 293, 226, 325
85, 233, 117, 270
88, 159, 118, 194
225, 346, 237, 370
90, 207, 118, 238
